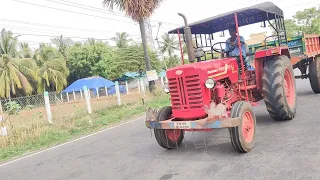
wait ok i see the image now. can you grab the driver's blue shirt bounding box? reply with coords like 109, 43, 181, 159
225, 36, 246, 57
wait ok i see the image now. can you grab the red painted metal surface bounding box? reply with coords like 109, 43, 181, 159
242, 111, 254, 143
234, 13, 249, 101
166, 58, 238, 119
304, 34, 320, 57
254, 46, 289, 59
284, 67, 295, 109
177, 29, 185, 65
165, 129, 181, 141
254, 58, 263, 92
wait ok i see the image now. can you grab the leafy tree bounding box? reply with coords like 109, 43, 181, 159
270, 6, 320, 37
67, 41, 115, 80
112, 44, 161, 79
163, 55, 180, 69
111, 32, 133, 48
102, 0, 164, 92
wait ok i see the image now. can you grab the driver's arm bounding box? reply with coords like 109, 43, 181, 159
222, 40, 230, 58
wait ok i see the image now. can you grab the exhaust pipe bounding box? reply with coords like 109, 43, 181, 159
178, 13, 195, 62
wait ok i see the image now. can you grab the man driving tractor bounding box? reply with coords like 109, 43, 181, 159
222, 26, 252, 70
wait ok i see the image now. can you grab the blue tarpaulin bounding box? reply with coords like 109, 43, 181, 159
63, 76, 115, 93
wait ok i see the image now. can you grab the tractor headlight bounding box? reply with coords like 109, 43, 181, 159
163, 84, 170, 93
205, 78, 216, 89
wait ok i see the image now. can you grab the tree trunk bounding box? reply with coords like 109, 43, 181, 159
138, 19, 156, 93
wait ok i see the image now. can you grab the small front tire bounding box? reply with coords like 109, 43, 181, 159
154, 106, 184, 149
228, 101, 256, 153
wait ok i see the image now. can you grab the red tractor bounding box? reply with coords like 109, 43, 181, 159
145, 2, 298, 153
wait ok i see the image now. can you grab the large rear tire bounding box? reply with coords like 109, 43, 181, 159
262, 55, 297, 121
154, 106, 184, 149
309, 56, 320, 93
228, 101, 256, 153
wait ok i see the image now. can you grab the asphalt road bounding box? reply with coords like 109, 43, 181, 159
1, 76, 320, 180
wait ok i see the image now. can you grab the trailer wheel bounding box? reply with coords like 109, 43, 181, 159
228, 101, 256, 153
154, 106, 184, 149
309, 56, 320, 93
262, 55, 297, 121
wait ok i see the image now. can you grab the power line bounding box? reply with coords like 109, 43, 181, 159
52, 0, 181, 27
0, 23, 140, 40
12, 0, 137, 25
13, 32, 113, 41
0, 18, 141, 37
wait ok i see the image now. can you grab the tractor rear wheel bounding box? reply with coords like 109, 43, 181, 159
309, 56, 320, 93
262, 55, 297, 121
228, 101, 256, 153
154, 106, 184, 149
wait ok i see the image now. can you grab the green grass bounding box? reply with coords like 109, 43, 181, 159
0, 92, 170, 163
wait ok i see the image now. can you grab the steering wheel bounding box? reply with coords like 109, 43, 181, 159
211, 42, 234, 54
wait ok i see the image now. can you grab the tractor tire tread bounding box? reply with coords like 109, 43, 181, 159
262, 55, 297, 121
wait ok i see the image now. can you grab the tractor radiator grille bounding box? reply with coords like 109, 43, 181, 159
168, 74, 203, 110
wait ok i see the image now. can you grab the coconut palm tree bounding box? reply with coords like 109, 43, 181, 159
111, 32, 133, 48
51, 35, 74, 60
18, 42, 33, 58
102, 0, 164, 92
0, 55, 34, 98
159, 33, 179, 57
0, 29, 19, 57
33, 44, 70, 93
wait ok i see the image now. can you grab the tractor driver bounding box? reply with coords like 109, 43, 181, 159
222, 27, 250, 69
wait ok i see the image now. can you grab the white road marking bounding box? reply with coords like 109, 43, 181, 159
0, 116, 145, 167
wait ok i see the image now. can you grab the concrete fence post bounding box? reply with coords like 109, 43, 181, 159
137, 79, 141, 92
105, 86, 108, 97
96, 87, 100, 98
80, 90, 83, 100
66, 92, 70, 102
140, 78, 145, 94
44, 91, 53, 124
115, 81, 121, 106
73, 91, 76, 101
0, 101, 6, 136
83, 86, 92, 114
125, 81, 129, 94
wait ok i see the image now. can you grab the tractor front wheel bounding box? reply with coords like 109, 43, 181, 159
262, 55, 297, 121
154, 106, 184, 149
229, 101, 256, 153
309, 56, 320, 93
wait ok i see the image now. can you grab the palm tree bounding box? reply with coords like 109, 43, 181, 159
0, 29, 19, 57
111, 32, 133, 48
0, 55, 34, 98
102, 0, 164, 92
18, 42, 33, 58
0, 29, 36, 98
159, 33, 179, 57
33, 44, 70, 93
51, 35, 74, 60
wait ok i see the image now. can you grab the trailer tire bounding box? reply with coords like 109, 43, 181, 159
228, 101, 256, 153
262, 55, 297, 121
154, 106, 184, 149
309, 56, 320, 93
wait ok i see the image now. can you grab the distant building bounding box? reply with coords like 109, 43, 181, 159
246, 32, 267, 46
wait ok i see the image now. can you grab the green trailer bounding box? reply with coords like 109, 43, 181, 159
247, 33, 320, 93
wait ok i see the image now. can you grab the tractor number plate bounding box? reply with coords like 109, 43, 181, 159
174, 122, 191, 129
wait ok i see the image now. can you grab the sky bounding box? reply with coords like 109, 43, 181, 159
1, 0, 320, 50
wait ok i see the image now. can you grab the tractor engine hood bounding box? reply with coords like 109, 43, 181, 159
166, 58, 239, 119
